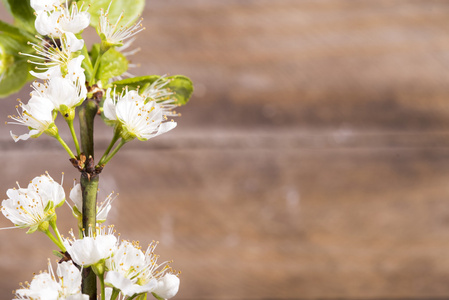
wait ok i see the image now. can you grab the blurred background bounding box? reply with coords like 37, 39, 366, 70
2, 0, 449, 298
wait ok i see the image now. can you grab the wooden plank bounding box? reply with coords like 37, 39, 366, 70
1, 1, 449, 299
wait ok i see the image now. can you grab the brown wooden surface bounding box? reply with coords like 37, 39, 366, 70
2, 0, 449, 299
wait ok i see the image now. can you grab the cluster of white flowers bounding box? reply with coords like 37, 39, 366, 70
9, 0, 179, 149
9, 1, 88, 142
62, 228, 180, 299
3, 0, 186, 298
15, 253, 179, 300
2, 173, 180, 299
15, 260, 87, 300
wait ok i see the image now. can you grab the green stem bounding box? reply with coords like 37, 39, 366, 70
80, 175, 99, 299
82, 267, 97, 300
110, 289, 120, 300
81, 175, 99, 235
78, 226, 84, 239
66, 118, 81, 156
101, 139, 127, 166
81, 173, 99, 300
49, 219, 66, 252
55, 135, 76, 159
99, 273, 106, 300
42, 229, 66, 251
79, 97, 99, 300
79, 100, 98, 158
98, 128, 121, 166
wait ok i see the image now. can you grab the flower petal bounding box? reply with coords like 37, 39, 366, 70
153, 274, 180, 300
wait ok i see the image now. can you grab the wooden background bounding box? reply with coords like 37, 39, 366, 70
2, 0, 449, 299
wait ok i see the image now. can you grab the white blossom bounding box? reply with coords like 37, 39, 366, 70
116, 95, 176, 141
64, 226, 117, 267
57, 261, 85, 297
15, 273, 60, 300
14, 260, 88, 300
1, 173, 65, 232
141, 76, 179, 117
105, 241, 156, 296
138, 242, 180, 299
29, 173, 66, 208
31, 74, 87, 113
34, 2, 90, 38
23, 33, 85, 80
105, 241, 179, 298
102, 87, 121, 123
98, 5, 144, 46
8, 96, 55, 142
142, 77, 172, 103
153, 274, 180, 300
30, 0, 62, 13
103, 88, 177, 141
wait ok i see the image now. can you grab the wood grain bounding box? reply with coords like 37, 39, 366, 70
1, 0, 449, 299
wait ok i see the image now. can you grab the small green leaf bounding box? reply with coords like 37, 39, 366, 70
111, 75, 160, 91
6, 0, 36, 34
0, 31, 23, 56
0, 34, 30, 98
97, 48, 128, 84
52, 250, 65, 259
82, 0, 144, 28
90, 43, 100, 67
0, 20, 36, 42
44, 200, 54, 211
111, 75, 194, 106
166, 75, 194, 106
72, 205, 82, 219
26, 225, 38, 234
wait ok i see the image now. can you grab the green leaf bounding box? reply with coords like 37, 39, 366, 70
0, 20, 36, 42
6, 0, 36, 34
111, 75, 194, 106
111, 75, 160, 91
97, 48, 128, 84
0, 32, 22, 56
0, 34, 30, 98
166, 75, 194, 106
26, 225, 38, 234
52, 250, 65, 259
82, 0, 144, 28
44, 200, 54, 211
72, 205, 82, 219
90, 43, 101, 66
